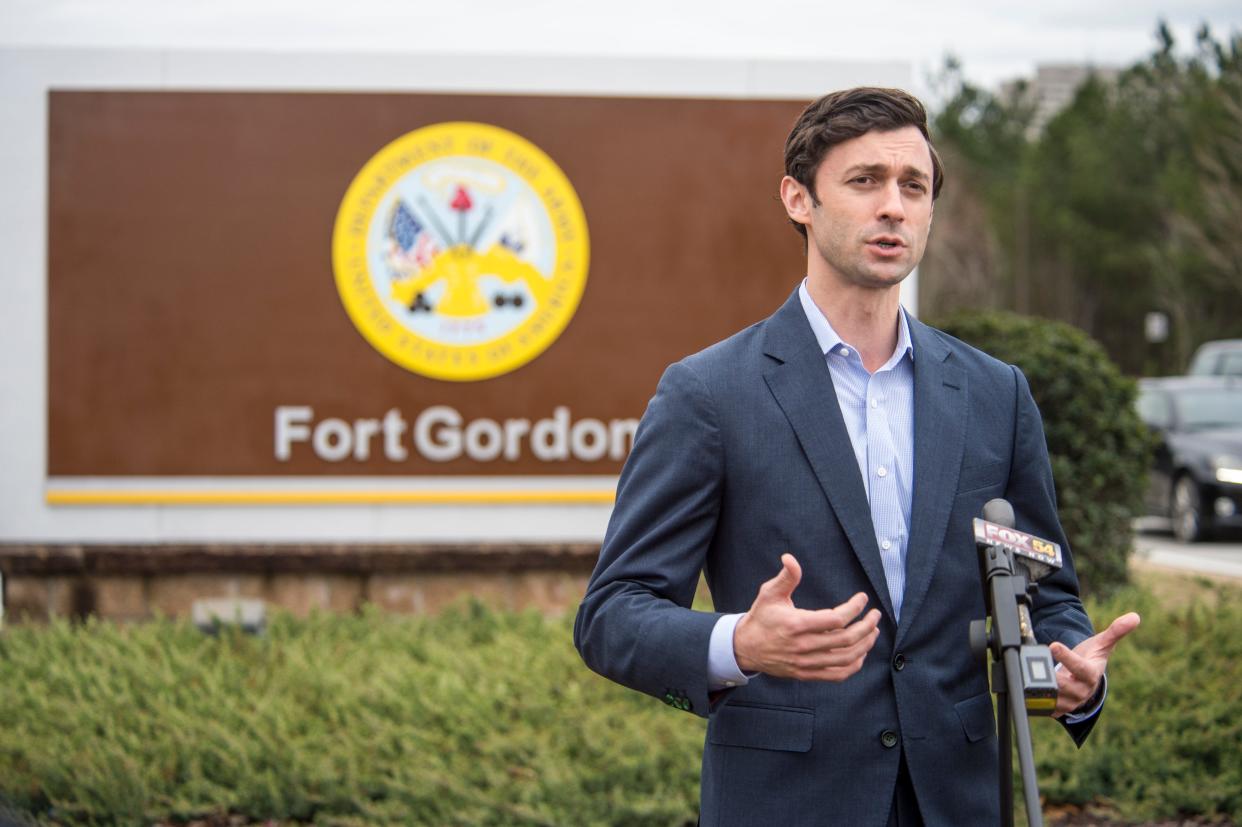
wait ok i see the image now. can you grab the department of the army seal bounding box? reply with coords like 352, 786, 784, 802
332, 122, 590, 381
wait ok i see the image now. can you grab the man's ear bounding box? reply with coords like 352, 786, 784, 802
779, 175, 812, 231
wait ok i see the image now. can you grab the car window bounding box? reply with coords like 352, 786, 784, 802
1188, 351, 1217, 375
1172, 388, 1242, 430
1218, 352, 1242, 377
1188, 342, 1242, 376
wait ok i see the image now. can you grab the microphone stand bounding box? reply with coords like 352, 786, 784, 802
971, 500, 1064, 826
972, 542, 1044, 827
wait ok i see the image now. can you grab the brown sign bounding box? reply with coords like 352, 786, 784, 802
48, 91, 808, 476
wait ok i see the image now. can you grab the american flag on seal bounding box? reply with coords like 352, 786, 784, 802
384, 200, 440, 276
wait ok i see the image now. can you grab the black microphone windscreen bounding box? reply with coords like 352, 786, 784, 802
982, 498, 1015, 528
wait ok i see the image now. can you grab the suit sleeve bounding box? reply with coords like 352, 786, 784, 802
1005, 364, 1101, 745
573, 360, 726, 719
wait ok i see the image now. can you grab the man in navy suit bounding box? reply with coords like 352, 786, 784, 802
574, 87, 1139, 826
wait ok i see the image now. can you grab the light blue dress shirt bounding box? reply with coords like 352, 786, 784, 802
707, 281, 913, 688
706, 281, 1104, 721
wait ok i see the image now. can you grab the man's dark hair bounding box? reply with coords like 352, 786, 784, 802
784, 87, 944, 239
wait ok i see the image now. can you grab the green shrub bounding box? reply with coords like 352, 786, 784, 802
933, 311, 1154, 596
1029, 584, 1242, 823
0, 604, 703, 827
2, 587, 1238, 825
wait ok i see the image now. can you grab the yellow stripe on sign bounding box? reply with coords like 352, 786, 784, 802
45, 490, 617, 506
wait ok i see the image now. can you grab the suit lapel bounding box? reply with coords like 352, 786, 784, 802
895, 316, 967, 645
761, 291, 896, 623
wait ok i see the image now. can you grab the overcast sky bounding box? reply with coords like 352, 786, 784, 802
3, 0, 1239, 95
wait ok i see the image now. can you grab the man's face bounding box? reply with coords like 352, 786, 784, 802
785, 126, 934, 291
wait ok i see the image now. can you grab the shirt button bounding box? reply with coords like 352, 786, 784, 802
870, 398, 878, 408
839, 347, 850, 357
881, 539, 892, 550
880, 730, 899, 749
877, 466, 888, 478
724, 681, 736, 688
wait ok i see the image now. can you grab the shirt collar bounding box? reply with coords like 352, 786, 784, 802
797, 278, 915, 367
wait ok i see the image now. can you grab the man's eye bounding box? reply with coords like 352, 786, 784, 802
903, 181, 927, 193
851, 176, 874, 185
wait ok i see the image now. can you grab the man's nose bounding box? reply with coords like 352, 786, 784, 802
876, 181, 906, 223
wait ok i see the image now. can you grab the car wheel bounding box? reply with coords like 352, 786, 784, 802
1171, 475, 1208, 543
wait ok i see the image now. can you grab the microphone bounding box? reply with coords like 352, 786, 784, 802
971, 497, 1059, 714
983, 496, 1014, 526
974, 498, 1063, 582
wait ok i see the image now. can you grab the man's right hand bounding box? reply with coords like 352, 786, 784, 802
733, 553, 882, 681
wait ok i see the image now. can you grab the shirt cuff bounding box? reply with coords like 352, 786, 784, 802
1059, 667, 1108, 723
708, 613, 752, 691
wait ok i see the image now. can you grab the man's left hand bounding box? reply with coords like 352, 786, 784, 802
1048, 612, 1141, 718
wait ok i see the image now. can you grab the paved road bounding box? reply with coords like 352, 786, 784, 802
1132, 517, 1242, 579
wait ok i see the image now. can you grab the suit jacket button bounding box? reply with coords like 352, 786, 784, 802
880, 730, 899, 749
893, 653, 906, 672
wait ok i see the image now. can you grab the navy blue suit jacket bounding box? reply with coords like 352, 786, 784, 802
574, 289, 1097, 826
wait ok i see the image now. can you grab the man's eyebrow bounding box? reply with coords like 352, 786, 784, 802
843, 163, 930, 181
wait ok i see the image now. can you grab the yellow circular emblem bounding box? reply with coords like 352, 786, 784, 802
332, 122, 590, 381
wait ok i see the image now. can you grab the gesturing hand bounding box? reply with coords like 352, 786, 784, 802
732, 553, 882, 681
1049, 612, 1141, 718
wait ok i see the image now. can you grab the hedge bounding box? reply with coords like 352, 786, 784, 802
1029, 583, 1242, 823
933, 311, 1154, 596
2, 582, 1240, 826
0, 604, 702, 827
